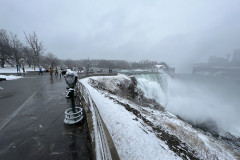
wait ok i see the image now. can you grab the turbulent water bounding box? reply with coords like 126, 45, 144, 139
135, 73, 169, 106
134, 71, 240, 138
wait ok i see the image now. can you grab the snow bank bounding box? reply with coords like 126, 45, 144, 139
89, 74, 131, 93
0, 75, 22, 80
80, 76, 181, 160
0, 67, 35, 73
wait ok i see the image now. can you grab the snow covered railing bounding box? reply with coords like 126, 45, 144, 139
77, 81, 112, 160
77, 72, 117, 79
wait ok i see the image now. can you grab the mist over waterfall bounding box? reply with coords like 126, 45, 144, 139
135, 73, 169, 106
135, 72, 240, 137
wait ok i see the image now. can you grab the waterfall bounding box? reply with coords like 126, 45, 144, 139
134, 72, 169, 106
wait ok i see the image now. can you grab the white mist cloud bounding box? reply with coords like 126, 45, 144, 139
166, 76, 240, 137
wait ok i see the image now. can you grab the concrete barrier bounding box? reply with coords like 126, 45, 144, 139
77, 81, 120, 160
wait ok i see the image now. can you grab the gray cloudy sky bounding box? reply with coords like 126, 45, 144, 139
1, 0, 240, 72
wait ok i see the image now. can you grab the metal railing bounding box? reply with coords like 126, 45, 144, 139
77, 72, 117, 79
77, 81, 112, 160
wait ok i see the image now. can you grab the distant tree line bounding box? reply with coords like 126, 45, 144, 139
68, 59, 162, 70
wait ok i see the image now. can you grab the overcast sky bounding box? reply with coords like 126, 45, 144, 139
1, 0, 240, 72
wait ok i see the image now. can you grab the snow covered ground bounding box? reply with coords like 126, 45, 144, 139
80, 74, 239, 160
0, 67, 34, 80
81, 77, 181, 160
0, 67, 35, 73
0, 75, 22, 80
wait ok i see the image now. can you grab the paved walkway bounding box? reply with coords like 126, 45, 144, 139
0, 74, 92, 160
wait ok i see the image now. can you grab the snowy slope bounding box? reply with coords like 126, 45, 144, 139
81, 77, 181, 160
80, 75, 239, 160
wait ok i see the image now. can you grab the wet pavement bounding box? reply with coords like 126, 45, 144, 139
0, 73, 41, 129
0, 73, 92, 160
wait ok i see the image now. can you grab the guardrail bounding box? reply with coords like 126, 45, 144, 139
77, 81, 112, 160
77, 72, 117, 79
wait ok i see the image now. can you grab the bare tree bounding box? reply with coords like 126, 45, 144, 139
22, 46, 34, 67
0, 29, 12, 67
9, 33, 23, 66
98, 60, 114, 69
64, 59, 74, 69
24, 32, 44, 70
45, 52, 59, 69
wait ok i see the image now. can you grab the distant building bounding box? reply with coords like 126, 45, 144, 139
152, 64, 167, 70
192, 50, 240, 77
232, 49, 240, 62
152, 63, 175, 77
208, 56, 228, 65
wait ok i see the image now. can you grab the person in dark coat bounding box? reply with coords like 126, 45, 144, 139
49, 68, 53, 77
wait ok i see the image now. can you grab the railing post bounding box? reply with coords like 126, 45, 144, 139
69, 88, 76, 113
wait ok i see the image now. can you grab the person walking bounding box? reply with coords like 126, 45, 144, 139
49, 67, 53, 78
22, 66, 25, 76
39, 66, 43, 75
16, 64, 21, 76
55, 68, 58, 77
59, 69, 62, 78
